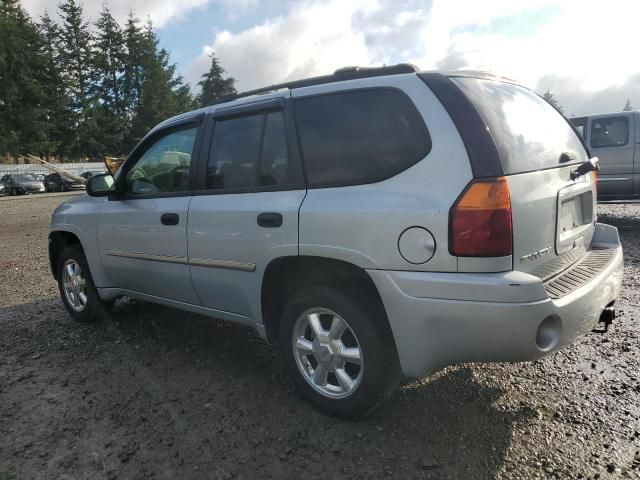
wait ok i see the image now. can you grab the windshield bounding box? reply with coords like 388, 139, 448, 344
452, 77, 588, 174
14, 174, 36, 182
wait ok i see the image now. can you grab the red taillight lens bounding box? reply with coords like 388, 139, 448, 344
449, 177, 513, 257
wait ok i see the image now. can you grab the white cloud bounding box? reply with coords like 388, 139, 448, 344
21, 0, 640, 114
186, 0, 640, 115
186, 0, 377, 90
20, 0, 248, 28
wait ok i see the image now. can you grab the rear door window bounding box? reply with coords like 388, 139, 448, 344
206, 114, 263, 190
205, 109, 300, 191
451, 77, 588, 174
571, 117, 587, 139
590, 116, 629, 148
293, 89, 430, 187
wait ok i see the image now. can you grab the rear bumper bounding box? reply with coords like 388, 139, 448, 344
367, 223, 624, 378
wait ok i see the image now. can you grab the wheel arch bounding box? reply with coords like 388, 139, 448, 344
48, 230, 83, 280
260, 255, 392, 343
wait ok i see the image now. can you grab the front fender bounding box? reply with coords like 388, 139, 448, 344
49, 196, 112, 288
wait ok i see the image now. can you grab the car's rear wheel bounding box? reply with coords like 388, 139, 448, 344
57, 245, 112, 322
280, 285, 400, 418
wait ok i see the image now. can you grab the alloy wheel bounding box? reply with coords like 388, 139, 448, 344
62, 259, 88, 312
292, 308, 363, 399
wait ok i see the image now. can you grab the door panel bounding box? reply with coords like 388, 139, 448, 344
98, 197, 199, 303
187, 94, 305, 321
588, 114, 634, 196
188, 190, 305, 319
97, 119, 202, 303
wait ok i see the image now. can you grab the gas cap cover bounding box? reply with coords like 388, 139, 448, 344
398, 227, 436, 264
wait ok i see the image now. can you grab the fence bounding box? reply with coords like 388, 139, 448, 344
0, 162, 105, 177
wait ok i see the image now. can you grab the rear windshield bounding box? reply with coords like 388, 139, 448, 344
294, 88, 430, 187
451, 77, 588, 174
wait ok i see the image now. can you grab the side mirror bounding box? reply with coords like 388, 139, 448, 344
86, 173, 116, 197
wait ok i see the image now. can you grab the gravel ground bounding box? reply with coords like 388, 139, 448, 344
0, 195, 639, 480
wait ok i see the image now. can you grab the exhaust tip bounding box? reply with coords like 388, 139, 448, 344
536, 315, 562, 352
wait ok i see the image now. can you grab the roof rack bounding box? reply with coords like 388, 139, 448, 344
212, 63, 419, 106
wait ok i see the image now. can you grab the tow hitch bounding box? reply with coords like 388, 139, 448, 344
593, 305, 615, 333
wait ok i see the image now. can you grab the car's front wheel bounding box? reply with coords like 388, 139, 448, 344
280, 285, 400, 418
57, 245, 112, 322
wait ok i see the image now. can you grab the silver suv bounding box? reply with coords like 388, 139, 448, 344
49, 65, 623, 417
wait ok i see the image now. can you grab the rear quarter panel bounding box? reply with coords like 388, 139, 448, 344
295, 74, 473, 272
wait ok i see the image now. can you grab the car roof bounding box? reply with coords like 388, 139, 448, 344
571, 111, 637, 119
155, 64, 527, 130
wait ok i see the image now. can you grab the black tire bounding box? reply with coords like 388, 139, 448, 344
56, 245, 112, 323
279, 285, 400, 418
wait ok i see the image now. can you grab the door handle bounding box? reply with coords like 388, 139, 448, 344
160, 213, 179, 226
257, 212, 283, 228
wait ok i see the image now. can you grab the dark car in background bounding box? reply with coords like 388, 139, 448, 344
0, 174, 45, 195
44, 172, 83, 192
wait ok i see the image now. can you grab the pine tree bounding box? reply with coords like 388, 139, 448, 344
57, 0, 97, 157
125, 19, 194, 149
197, 54, 236, 107
38, 11, 69, 158
542, 89, 564, 114
92, 4, 125, 154
0, 3, 200, 159
0, 0, 49, 157
623, 99, 633, 112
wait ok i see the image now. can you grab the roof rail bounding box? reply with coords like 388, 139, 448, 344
212, 63, 419, 106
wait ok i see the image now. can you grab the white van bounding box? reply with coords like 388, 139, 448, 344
571, 111, 640, 199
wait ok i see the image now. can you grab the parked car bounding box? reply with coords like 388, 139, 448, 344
570, 111, 639, 200
49, 65, 623, 417
0, 173, 45, 195
44, 172, 82, 192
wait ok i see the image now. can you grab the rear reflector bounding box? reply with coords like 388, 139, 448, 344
450, 177, 513, 257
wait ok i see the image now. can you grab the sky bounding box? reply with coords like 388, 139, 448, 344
21, 0, 640, 116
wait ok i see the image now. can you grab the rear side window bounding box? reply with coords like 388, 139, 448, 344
571, 117, 587, 138
207, 115, 263, 190
294, 89, 430, 187
206, 110, 300, 190
452, 78, 588, 174
590, 116, 629, 148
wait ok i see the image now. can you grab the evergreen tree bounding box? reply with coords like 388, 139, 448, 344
197, 54, 236, 107
623, 99, 633, 112
0, 0, 49, 157
38, 11, 69, 158
0, 3, 201, 159
125, 19, 194, 149
57, 0, 97, 157
542, 89, 564, 114
122, 12, 146, 130
92, 4, 125, 154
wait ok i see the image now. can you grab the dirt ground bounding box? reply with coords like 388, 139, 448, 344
1, 195, 639, 480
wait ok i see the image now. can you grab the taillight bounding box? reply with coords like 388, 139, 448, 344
449, 177, 512, 257
591, 170, 598, 193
